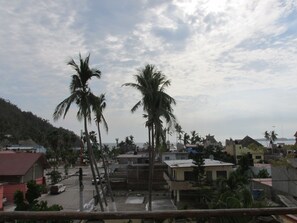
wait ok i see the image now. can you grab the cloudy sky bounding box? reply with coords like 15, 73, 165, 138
0, 0, 297, 144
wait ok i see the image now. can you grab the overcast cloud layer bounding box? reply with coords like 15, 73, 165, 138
0, 0, 297, 143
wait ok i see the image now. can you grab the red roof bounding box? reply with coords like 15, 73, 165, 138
0, 153, 47, 176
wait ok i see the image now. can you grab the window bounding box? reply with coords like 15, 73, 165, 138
184, 171, 195, 181
255, 156, 261, 159
206, 171, 212, 182
216, 171, 227, 179
165, 156, 170, 160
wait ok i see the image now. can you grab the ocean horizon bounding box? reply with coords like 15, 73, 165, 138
102, 138, 296, 149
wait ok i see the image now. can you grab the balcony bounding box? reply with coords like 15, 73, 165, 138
163, 171, 196, 190
1, 208, 297, 222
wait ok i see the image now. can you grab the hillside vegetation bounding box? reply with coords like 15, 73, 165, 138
0, 98, 80, 148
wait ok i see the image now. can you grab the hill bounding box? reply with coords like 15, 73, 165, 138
0, 98, 80, 148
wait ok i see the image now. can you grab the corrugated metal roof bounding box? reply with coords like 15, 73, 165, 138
0, 153, 46, 176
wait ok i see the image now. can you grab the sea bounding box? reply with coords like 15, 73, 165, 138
103, 139, 296, 149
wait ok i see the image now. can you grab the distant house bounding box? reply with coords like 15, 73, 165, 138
0, 152, 48, 204
203, 134, 220, 147
5, 139, 46, 153
111, 152, 166, 190
225, 136, 264, 164
116, 152, 149, 165
163, 158, 234, 203
162, 152, 188, 162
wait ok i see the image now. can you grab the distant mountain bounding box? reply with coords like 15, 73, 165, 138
0, 98, 80, 148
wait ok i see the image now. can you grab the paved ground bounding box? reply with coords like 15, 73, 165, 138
4, 165, 176, 213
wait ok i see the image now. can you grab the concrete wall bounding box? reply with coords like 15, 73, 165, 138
0, 184, 3, 210
272, 166, 297, 197
3, 183, 27, 204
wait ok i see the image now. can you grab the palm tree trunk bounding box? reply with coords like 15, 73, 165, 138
97, 123, 116, 210
90, 146, 107, 206
148, 124, 155, 211
84, 117, 104, 212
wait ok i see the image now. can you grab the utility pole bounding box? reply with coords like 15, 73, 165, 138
79, 167, 84, 211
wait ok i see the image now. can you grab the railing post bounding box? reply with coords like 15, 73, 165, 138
79, 167, 84, 212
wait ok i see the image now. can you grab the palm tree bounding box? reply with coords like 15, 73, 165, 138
93, 93, 117, 211
53, 53, 104, 211
123, 64, 176, 211
264, 130, 278, 153
174, 123, 183, 144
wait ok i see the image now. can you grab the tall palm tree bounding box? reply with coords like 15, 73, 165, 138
123, 64, 176, 211
53, 53, 104, 211
93, 94, 117, 211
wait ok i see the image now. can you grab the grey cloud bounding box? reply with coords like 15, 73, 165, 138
240, 60, 270, 72
203, 12, 228, 32
152, 20, 190, 50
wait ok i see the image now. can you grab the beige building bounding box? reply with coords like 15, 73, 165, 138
225, 136, 264, 164
163, 159, 234, 202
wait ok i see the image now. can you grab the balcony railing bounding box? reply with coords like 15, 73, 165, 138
163, 171, 195, 190
2, 208, 297, 222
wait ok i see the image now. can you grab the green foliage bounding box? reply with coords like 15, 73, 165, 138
14, 180, 63, 213
210, 170, 255, 223
25, 181, 41, 205
256, 169, 270, 178
49, 170, 62, 184
203, 144, 235, 163
14, 190, 28, 211
117, 135, 137, 154
0, 98, 80, 148
192, 154, 205, 184
238, 153, 253, 173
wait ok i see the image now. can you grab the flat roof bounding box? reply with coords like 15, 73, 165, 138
117, 154, 148, 159
164, 159, 234, 168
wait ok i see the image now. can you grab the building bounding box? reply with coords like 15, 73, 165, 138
225, 135, 264, 164
203, 134, 220, 147
271, 158, 297, 197
163, 158, 234, 203
116, 152, 149, 165
0, 152, 48, 204
161, 151, 188, 162
3, 139, 46, 153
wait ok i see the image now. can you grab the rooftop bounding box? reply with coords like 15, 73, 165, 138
164, 159, 234, 168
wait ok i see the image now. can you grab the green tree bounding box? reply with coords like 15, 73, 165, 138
14, 180, 63, 213
53, 53, 104, 211
123, 64, 176, 211
192, 154, 205, 185
264, 130, 278, 151
49, 170, 62, 185
190, 130, 201, 145
174, 123, 183, 144
14, 190, 27, 211
183, 132, 190, 145
256, 169, 270, 178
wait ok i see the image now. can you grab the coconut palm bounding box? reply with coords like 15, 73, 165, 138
53, 53, 104, 211
123, 64, 176, 211
93, 94, 117, 211
264, 130, 278, 153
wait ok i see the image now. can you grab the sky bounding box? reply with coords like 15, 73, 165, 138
0, 0, 297, 144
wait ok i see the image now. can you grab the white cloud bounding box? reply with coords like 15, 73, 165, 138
0, 0, 297, 143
